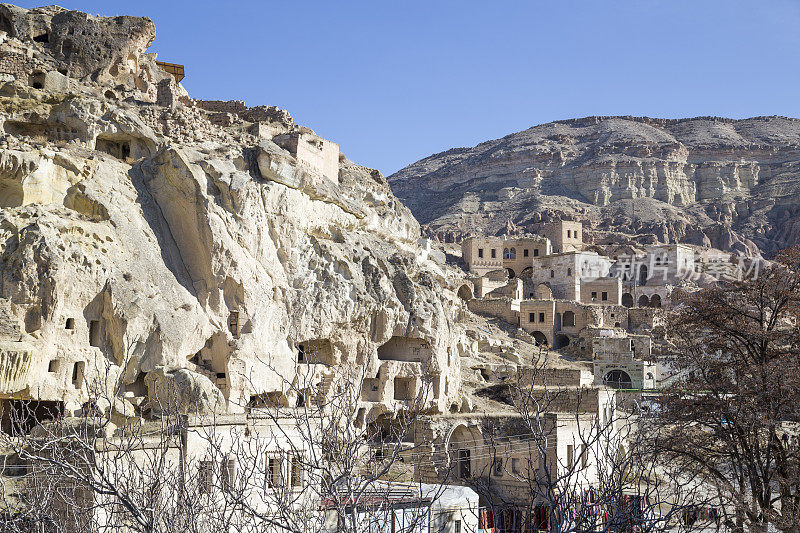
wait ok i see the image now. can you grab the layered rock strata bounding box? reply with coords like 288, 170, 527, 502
389, 116, 800, 256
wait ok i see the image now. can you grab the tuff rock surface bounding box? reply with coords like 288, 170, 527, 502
0, 4, 473, 419
389, 116, 800, 256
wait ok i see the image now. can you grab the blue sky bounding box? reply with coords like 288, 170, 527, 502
16, 1, 800, 175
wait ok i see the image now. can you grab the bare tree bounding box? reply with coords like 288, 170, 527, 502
0, 351, 448, 532
651, 245, 800, 533
459, 346, 711, 533
191, 352, 447, 532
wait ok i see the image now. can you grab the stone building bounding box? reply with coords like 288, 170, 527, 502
589, 329, 656, 390
544, 220, 584, 253
461, 236, 551, 277
413, 387, 617, 530
614, 243, 695, 287
500, 236, 552, 278
529, 251, 613, 301
461, 236, 503, 276
579, 277, 622, 305
273, 131, 340, 182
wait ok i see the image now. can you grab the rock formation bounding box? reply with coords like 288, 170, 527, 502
389, 116, 800, 256
0, 4, 473, 422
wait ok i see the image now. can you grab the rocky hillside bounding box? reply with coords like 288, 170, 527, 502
389, 116, 800, 256
0, 4, 474, 420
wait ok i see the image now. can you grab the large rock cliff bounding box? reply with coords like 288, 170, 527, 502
0, 4, 472, 420
389, 116, 800, 256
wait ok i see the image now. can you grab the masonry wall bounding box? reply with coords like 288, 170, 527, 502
474, 276, 508, 298
642, 244, 695, 284
580, 277, 622, 305
468, 298, 519, 325
274, 132, 340, 181
545, 220, 583, 253
529, 252, 612, 301
530, 255, 581, 300
593, 360, 657, 390
501, 237, 551, 276
461, 237, 503, 275
519, 300, 556, 345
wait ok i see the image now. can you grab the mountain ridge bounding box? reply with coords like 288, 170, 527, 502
388, 115, 800, 256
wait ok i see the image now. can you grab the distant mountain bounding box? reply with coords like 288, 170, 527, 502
388, 116, 800, 256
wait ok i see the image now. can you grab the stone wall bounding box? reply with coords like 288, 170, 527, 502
467, 298, 519, 325
273, 132, 340, 181
195, 99, 248, 114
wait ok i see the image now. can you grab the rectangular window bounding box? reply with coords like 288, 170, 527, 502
512, 457, 520, 474
550, 270, 554, 278
478, 248, 484, 258
567, 268, 572, 276
539, 312, 545, 322
290, 455, 303, 488
523, 249, 529, 257
591, 291, 597, 300
529, 313, 535, 323
72, 361, 85, 389
229, 311, 240, 338
48, 359, 60, 373
602, 291, 608, 301
89, 320, 101, 347
581, 447, 588, 469
199, 460, 214, 495
222, 456, 236, 491
491, 249, 496, 259
534, 249, 539, 257
493, 458, 503, 477
567, 444, 574, 466
454, 520, 461, 533
458, 449, 471, 478
267, 453, 283, 490
567, 229, 571, 238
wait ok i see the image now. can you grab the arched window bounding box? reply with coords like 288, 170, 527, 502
604, 370, 632, 389
531, 331, 548, 347
509, 247, 516, 259
622, 293, 634, 308
504, 248, 510, 259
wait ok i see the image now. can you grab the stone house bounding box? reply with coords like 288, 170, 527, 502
544, 220, 584, 253
579, 277, 623, 305
414, 387, 617, 530
589, 329, 656, 390
519, 299, 603, 349
500, 236, 552, 278
529, 251, 613, 301
614, 244, 695, 287
461, 236, 551, 277
273, 131, 340, 182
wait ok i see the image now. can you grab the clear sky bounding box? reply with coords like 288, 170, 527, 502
15, 1, 800, 175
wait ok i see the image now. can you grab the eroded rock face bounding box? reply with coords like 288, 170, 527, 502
389, 116, 800, 256
0, 4, 472, 419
